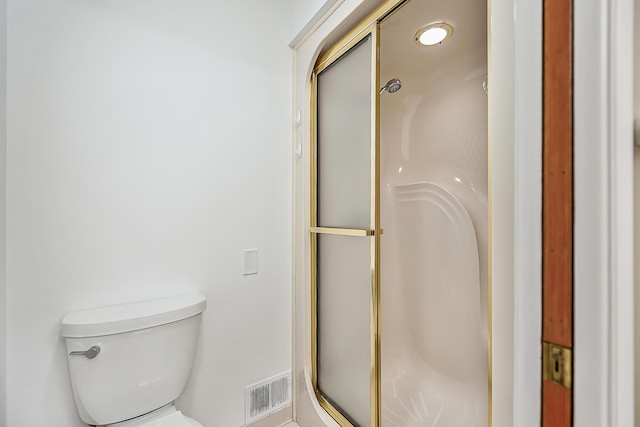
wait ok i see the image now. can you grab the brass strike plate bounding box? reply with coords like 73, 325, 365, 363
542, 341, 572, 389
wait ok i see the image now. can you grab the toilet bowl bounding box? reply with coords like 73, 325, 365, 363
61, 294, 207, 427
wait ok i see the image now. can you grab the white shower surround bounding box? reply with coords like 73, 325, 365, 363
378, 0, 488, 422
291, 0, 517, 426
382, 183, 485, 426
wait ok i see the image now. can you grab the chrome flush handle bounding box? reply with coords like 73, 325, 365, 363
69, 345, 101, 359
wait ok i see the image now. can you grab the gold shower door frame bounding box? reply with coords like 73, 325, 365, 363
309, 0, 491, 426
310, 17, 381, 427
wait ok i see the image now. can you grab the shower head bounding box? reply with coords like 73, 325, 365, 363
380, 78, 402, 95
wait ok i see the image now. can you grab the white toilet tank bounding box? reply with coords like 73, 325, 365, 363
61, 294, 207, 426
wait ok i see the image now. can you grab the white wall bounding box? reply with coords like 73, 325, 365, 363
574, 0, 635, 424
0, 0, 6, 424
5, 1, 292, 426
634, 0, 640, 423
490, 0, 515, 425
512, 0, 542, 424
290, 0, 337, 43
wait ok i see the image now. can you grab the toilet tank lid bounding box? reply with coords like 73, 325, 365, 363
60, 294, 207, 338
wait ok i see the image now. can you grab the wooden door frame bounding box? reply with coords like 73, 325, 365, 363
541, 0, 573, 424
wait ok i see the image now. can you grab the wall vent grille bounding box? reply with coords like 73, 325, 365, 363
245, 371, 291, 424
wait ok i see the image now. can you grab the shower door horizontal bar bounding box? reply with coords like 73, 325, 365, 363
309, 227, 375, 237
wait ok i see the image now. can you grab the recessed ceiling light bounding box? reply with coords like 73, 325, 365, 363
415, 23, 453, 47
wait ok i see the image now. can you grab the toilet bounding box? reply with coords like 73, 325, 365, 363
61, 294, 207, 427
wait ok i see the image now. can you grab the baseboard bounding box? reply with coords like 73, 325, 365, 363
244, 404, 293, 427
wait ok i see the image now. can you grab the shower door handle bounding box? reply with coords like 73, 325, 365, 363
69, 345, 101, 359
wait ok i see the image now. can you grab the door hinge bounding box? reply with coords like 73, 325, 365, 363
542, 341, 572, 389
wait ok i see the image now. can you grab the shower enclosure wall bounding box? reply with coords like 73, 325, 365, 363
379, 1, 488, 425
292, 1, 494, 426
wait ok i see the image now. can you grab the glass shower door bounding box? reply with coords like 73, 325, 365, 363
311, 25, 380, 427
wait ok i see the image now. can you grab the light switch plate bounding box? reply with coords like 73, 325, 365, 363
244, 249, 258, 275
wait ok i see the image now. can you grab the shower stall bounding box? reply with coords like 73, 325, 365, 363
305, 0, 488, 426
379, 1, 488, 425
